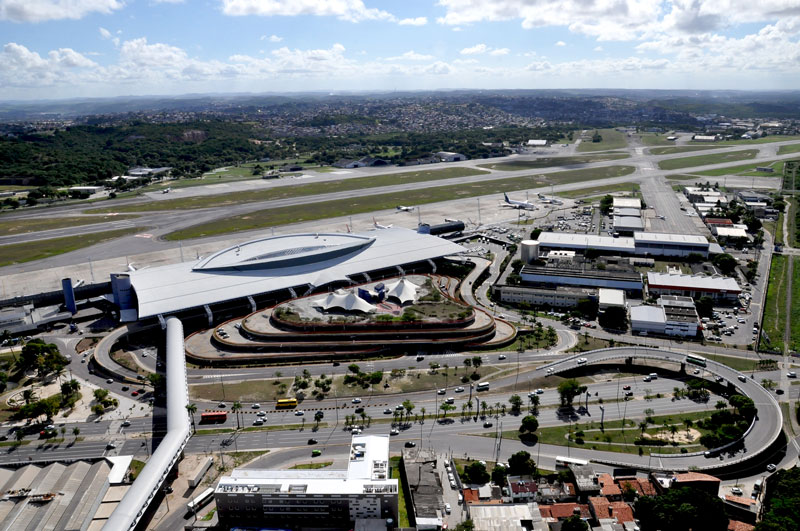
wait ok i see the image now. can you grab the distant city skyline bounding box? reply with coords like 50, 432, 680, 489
1, 0, 799, 101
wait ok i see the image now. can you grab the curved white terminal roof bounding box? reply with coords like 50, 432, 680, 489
313, 289, 377, 313
384, 278, 420, 304
129, 228, 466, 319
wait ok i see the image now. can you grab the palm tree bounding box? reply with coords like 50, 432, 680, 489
15, 430, 24, 444
22, 389, 35, 405
669, 425, 678, 442
186, 403, 197, 434
72, 427, 80, 440
420, 407, 426, 423
683, 418, 693, 437
231, 402, 242, 430
639, 421, 648, 437
481, 401, 488, 417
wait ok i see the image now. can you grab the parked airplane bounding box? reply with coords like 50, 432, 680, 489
373, 217, 393, 229
162, 187, 171, 194
396, 205, 415, 212
537, 193, 563, 205
503, 193, 536, 210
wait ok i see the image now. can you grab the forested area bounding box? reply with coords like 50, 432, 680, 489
0, 120, 271, 186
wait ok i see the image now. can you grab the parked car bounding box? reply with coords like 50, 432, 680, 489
731, 487, 743, 496
404, 441, 416, 448
766, 464, 777, 472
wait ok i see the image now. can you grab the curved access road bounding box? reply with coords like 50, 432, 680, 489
538, 347, 783, 472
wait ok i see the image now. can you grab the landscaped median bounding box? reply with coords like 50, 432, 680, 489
163, 165, 636, 240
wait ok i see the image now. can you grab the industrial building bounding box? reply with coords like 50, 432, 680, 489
612, 215, 644, 235
647, 272, 741, 302
520, 264, 643, 296
630, 296, 699, 338
535, 232, 711, 258
612, 197, 642, 210
494, 284, 597, 309
215, 435, 398, 530
114, 228, 465, 324
598, 288, 626, 312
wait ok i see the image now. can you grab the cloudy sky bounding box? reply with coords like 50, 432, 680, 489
1, 0, 799, 100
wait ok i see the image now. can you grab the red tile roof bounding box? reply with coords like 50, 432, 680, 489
636, 478, 657, 496
599, 474, 621, 497
463, 488, 480, 504
509, 479, 538, 495
541, 503, 590, 520
675, 472, 720, 483
589, 497, 611, 518
725, 495, 757, 506
728, 520, 755, 531
610, 501, 635, 523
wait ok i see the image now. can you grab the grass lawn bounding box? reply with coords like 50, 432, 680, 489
577, 129, 628, 152
331, 365, 505, 397
704, 354, 758, 373
0, 185, 31, 192
692, 160, 782, 177
390, 456, 411, 527
478, 153, 628, 171
762, 255, 787, 353
189, 378, 294, 402
665, 174, 701, 181
650, 146, 726, 155
164, 165, 636, 240
498, 410, 715, 456
717, 135, 800, 146
90, 167, 489, 214
658, 150, 759, 171
0, 227, 146, 267
129, 459, 146, 480
557, 182, 640, 199
777, 143, 800, 155
638, 134, 673, 147
569, 336, 634, 352
788, 198, 797, 248
110, 350, 150, 377
790, 257, 800, 353
290, 461, 333, 470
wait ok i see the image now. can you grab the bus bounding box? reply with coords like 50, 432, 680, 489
476, 382, 490, 391
186, 487, 215, 513
555, 456, 589, 469
686, 354, 707, 368
200, 411, 227, 424
276, 398, 298, 409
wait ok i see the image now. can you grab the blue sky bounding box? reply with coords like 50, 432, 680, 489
1, 0, 799, 100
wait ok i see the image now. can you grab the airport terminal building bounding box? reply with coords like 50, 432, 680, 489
110, 228, 465, 327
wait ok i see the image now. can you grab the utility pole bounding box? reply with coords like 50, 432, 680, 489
477, 198, 482, 226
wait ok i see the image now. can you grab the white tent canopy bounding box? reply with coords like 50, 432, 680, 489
313, 289, 376, 313
384, 278, 420, 304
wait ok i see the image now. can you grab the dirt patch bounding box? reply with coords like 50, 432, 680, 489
642, 427, 702, 444
76, 337, 101, 353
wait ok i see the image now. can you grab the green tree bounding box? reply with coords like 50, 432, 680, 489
519, 415, 539, 435
599, 194, 613, 215
561, 514, 589, 531
695, 296, 714, 318
491, 465, 508, 485
455, 520, 475, 531
635, 487, 728, 531
509, 394, 523, 414
557, 379, 586, 407
440, 403, 455, 418
599, 306, 628, 331
462, 461, 490, 485
712, 253, 738, 275
508, 450, 536, 476
72, 426, 80, 440
403, 399, 415, 420
471, 356, 482, 372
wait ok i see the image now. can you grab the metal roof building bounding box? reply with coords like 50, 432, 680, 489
647, 272, 741, 301
612, 197, 642, 209
124, 228, 465, 320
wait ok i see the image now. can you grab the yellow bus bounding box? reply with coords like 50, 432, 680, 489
276, 398, 298, 409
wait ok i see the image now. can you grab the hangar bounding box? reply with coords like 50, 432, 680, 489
112, 228, 466, 324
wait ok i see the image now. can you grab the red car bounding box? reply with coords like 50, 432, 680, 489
623, 385, 631, 390
131, 391, 139, 396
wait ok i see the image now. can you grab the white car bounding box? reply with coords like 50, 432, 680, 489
577, 357, 587, 365
352, 398, 362, 404
437, 389, 446, 395
498, 354, 507, 360
253, 418, 264, 425
731, 487, 743, 496
788, 371, 797, 378
455, 387, 465, 393
257, 411, 267, 417
295, 410, 305, 416
390, 429, 399, 435
252, 403, 261, 409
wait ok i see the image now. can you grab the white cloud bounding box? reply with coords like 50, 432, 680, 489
260, 34, 283, 42
460, 43, 488, 55
489, 48, 510, 56
0, 0, 124, 23
153, 0, 184, 3
594, 46, 604, 52
386, 50, 434, 61
555, 41, 566, 46
423, 61, 451, 75
398, 16, 427, 26
221, 0, 396, 23
120, 38, 188, 68
99, 26, 120, 46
